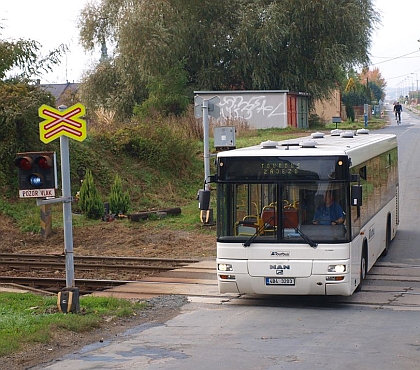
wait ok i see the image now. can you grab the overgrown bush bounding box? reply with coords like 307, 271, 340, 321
109, 174, 130, 214
78, 169, 104, 219
97, 120, 198, 176
345, 105, 355, 122
308, 113, 324, 128
0, 82, 57, 196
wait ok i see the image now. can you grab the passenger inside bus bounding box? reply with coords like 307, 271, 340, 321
311, 190, 345, 225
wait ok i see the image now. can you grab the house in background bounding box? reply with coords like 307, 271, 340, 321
37, 80, 80, 107
311, 88, 344, 124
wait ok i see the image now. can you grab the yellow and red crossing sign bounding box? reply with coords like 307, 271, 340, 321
39, 103, 87, 143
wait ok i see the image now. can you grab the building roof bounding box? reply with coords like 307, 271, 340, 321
38, 82, 80, 102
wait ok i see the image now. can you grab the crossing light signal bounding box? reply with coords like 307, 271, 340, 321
15, 152, 57, 198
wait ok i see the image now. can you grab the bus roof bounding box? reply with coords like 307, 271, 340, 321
217, 131, 397, 167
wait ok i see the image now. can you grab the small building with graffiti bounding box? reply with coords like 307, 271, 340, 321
194, 90, 310, 129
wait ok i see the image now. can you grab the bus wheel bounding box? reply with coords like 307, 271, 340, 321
356, 246, 367, 292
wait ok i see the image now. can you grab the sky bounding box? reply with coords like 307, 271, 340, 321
1, 0, 420, 97
370, 0, 420, 98
1, 0, 93, 84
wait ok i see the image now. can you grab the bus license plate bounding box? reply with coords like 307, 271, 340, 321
265, 277, 295, 285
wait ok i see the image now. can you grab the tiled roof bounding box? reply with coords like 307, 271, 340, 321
39, 82, 80, 100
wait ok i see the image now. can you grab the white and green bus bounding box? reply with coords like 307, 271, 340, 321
213, 130, 399, 296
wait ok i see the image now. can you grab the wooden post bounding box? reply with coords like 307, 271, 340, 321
40, 204, 52, 238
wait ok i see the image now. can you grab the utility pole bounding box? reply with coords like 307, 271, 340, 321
194, 94, 220, 224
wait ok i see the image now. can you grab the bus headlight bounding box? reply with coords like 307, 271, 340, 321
218, 263, 233, 272
328, 264, 346, 273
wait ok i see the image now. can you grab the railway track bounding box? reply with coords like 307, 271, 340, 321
2, 257, 420, 311
0, 253, 199, 294
0, 276, 131, 294
0, 253, 197, 271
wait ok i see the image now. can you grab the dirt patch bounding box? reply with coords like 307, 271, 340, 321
0, 216, 216, 258
0, 215, 216, 369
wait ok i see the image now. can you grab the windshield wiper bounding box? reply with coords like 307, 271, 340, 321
243, 214, 318, 249
243, 214, 275, 247
294, 226, 318, 249
283, 217, 318, 249
243, 224, 265, 247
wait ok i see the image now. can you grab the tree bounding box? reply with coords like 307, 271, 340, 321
78, 59, 148, 121
0, 27, 67, 80
368, 82, 383, 104
341, 67, 385, 107
78, 169, 104, 219
0, 82, 58, 194
359, 67, 386, 102
78, 0, 380, 116
109, 174, 130, 215
0, 25, 69, 195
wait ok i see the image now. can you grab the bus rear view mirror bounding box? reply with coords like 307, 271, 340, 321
198, 189, 211, 210
351, 185, 362, 206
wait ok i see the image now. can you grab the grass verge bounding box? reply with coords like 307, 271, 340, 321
0, 292, 146, 357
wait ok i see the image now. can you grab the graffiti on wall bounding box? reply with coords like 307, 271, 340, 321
219, 95, 283, 120
195, 91, 289, 129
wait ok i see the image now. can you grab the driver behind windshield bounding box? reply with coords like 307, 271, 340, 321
311, 190, 345, 225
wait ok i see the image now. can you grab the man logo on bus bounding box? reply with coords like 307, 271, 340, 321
270, 265, 290, 270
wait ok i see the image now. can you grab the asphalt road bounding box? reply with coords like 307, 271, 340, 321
38, 109, 420, 370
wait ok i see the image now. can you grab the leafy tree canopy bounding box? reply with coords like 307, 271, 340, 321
0, 26, 67, 80
0, 25, 66, 195
360, 67, 386, 102
341, 67, 386, 106
78, 0, 380, 115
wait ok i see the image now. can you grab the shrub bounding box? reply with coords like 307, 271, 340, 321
345, 105, 355, 122
109, 174, 130, 215
0, 82, 57, 196
78, 169, 104, 219
308, 113, 324, 128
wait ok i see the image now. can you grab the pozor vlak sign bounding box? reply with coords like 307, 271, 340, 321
15, 151, 58, 198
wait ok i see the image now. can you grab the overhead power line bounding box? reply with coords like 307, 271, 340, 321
370, 50, 420, 66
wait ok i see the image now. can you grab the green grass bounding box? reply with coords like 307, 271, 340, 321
324, 117, 386, 131
0, 197, 104, 233
0, 292, 146, 357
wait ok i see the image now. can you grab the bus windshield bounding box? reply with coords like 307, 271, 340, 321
217, 181, 349, 244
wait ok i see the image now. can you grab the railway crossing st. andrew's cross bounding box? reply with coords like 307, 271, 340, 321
38, 104, 87, 310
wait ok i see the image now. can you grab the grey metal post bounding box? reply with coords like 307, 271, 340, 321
202, 99, 210, 191
57, 106, 75, 288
